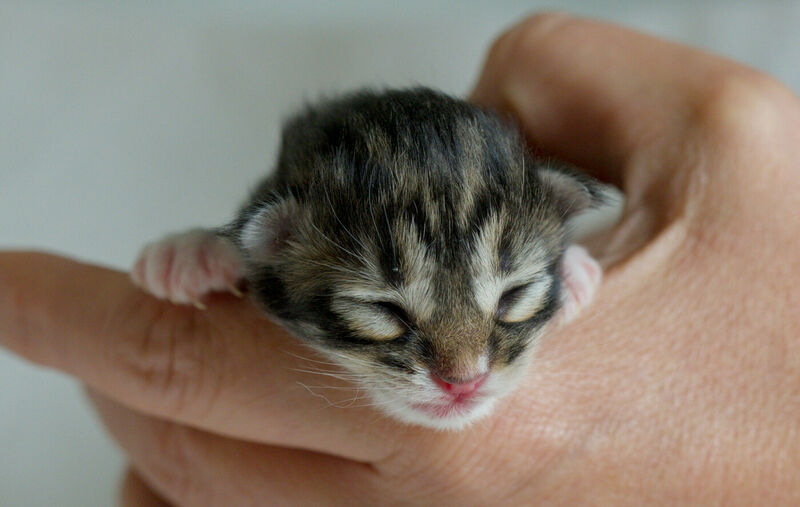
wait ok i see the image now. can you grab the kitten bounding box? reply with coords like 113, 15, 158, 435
132, 88, 609, 430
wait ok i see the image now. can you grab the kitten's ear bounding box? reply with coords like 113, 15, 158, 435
538, 165, 612, 223
239, 197, 299, 263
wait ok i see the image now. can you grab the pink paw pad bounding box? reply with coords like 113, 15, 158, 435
559, 245, 602, 324
131, 230, 244, 307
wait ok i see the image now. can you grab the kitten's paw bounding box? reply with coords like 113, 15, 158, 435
131, 229, 244, 308
559, 245, 602, 324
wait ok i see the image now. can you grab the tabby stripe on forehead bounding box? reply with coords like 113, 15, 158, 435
374, 201, 403, 287
382, 219, 436, 322
470, 213, 504, 314
463, 190, 497, 236
402, 196, 437, 251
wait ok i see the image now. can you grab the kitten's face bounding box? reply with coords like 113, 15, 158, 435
236, 89, 599, 428
245, 188, 564, 429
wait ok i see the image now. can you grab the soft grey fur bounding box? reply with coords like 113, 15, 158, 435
220, 88, 608, 427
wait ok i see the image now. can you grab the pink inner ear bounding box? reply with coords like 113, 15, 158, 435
241, 198, 297, 262
559, 245, 602, 324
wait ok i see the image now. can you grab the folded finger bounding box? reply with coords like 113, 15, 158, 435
470, 13, 775, 184
92, 393, 381, 507
0, 252, 404, 462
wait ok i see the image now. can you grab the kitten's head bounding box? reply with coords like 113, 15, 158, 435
236, 89, 605, 429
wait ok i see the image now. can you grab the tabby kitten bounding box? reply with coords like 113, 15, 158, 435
132, 88, 609, 429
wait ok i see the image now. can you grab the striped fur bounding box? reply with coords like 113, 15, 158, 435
227, 88, 606, 428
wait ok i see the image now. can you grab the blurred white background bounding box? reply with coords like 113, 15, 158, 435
1, 1, 798, 505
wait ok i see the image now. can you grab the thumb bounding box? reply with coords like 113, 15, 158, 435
470, 13, 750, 186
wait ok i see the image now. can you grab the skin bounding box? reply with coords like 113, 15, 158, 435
1, 13, 800, 505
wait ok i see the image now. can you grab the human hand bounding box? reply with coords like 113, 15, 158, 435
2, 13, 799, 505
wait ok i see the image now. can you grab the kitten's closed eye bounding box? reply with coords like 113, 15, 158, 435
331, 298, 410, 341
373, 301, 412, 328
496, 278, 552, 324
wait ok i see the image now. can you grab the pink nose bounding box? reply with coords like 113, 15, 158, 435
431, 372, 488, 396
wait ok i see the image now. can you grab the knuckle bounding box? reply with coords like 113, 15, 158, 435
682, 70, 800, 224
474, 12, 574, 106
515, 11, 574, 40
487, 12, 571, 65
694, 69, 794, 142
117, 300, 214, 419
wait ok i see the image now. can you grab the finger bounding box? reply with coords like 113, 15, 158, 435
92, 393, 381, 506
120, 468, 172, 507
470, 13, 783, 185
0, 252, 405, 462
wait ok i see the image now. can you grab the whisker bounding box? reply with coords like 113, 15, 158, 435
366, 179, 384, 250
323, 186, 371, 255
296, 382, 336, 406
382, 200, 396, 262
281, 349, 345, 367
296, 385, 363, 391
297, 382, 368, 409
308, 222, 364, 263
288, 368, 368, 381
296, 258, 363, 277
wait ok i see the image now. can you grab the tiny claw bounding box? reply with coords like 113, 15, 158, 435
228, 284, 243, 298
193, 301, 207, 311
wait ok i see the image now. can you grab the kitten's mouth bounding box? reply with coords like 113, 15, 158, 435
377, 385, 499, 429
409, 372, 492, 420
375, 374, 500, 428
410, 395, 484, 419
411, 400, 478, 419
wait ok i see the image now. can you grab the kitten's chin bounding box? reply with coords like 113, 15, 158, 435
377, 394, 499, 430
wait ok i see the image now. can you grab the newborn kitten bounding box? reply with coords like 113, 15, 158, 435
132, 88, 609, 429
